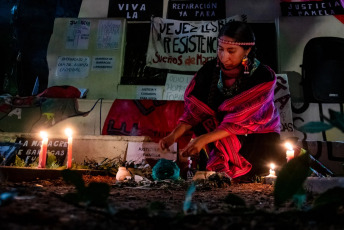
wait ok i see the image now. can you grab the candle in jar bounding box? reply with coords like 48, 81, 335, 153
285, 142, 294, 162
65, 128, 73, 169
38, 131, 48, 168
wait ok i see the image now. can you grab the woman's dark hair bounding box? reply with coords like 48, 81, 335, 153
218, 21, 256, 60
207, 21, 256, 108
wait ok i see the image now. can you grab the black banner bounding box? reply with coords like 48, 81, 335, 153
167, 0, 226, 20
280, 0, 344, 16
15, 137, 67, 165
107, 0, 163, 21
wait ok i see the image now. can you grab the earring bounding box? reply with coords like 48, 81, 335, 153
216, 57, 220, 68
242, 56, 249, 75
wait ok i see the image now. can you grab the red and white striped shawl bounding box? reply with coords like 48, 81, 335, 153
179, 70, 280, 178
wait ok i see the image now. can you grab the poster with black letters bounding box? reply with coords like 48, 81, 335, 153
15, 137, 68, 166
107, 0, 163, 21
167, 0, 226, 20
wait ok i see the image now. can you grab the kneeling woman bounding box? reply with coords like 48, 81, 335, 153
159, 21, 285, 180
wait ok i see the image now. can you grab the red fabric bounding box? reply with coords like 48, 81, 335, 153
37, 86, 81, 98
335, 15, 344, 24
179, 71, 280, 178
102, 99, 191, 147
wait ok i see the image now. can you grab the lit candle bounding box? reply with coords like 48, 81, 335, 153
285, 142, 294, 162
268, 163, 276, 177
38, 131, 48, 168
65, 128, 73, 169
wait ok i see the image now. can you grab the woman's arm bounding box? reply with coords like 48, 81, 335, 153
159, 122, 193, 150
181, 128, 231, 157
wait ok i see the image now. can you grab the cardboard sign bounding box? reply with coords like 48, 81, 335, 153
91, 56, 115, 71
56, 56, 90, 78
274, 74, 294, 139
126, 142, 177, 165
66, 19, 91, 49
96, 20, 121, 49
136, 86, 163, 100
163, 73, 193, 100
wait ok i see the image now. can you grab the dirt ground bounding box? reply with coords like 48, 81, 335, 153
0, 174, 343, 230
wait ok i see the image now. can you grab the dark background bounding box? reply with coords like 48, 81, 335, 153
0, 0, 83, 96
0, 0, 277, 95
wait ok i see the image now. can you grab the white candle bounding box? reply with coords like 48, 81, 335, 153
268, 163, 276, 177
285, 142, 294, 162
38, 131, 48, 168
65, 128, 73, 169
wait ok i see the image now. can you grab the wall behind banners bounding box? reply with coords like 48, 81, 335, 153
77, 0, 344, 143
278, 5, 344, 142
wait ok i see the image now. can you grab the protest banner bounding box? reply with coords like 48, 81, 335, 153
146, 15, 242, 72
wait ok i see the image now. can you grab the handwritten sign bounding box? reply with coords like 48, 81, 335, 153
167, 0, 225, 20
107, 0, 163, 21
97, 20, 121, 49
91, 56, 115, 71
15, 137, 67, 165
136, 86, 163, 100
56, 56, 90, 78
274, 74, 294, 139
146, 15, 242, 71
66, 19, 91, 50
126, 142, 177, 165
163, 73, 193, 100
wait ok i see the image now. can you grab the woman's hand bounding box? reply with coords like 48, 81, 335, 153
159, 134, 175, 151
181, 129, 231, 157
159, 123, 193, 151
180, 136, 206, 157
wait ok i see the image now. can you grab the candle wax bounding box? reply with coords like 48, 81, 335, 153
38, 137, 48, 168
286, 150, 294, 162
67, 136, 73, 169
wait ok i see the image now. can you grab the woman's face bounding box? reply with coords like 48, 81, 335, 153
217, 35, 251, 70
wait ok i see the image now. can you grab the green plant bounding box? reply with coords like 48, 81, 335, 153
13, 155, 25, 167
46, 152, 60, 169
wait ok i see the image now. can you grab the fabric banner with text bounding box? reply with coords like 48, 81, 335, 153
145, 15, 242, 72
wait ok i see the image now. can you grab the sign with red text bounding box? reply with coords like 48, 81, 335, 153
280, 0, 344, 16
146, 15, 242, 71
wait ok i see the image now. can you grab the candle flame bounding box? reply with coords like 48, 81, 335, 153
65, 128, 73, 137
285, 142, 293, 151
270, 163, 275, 170
40, 131, 48, 139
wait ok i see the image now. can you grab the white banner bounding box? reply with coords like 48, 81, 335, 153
274, 74, 294, 140
146, 15, 242, 72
